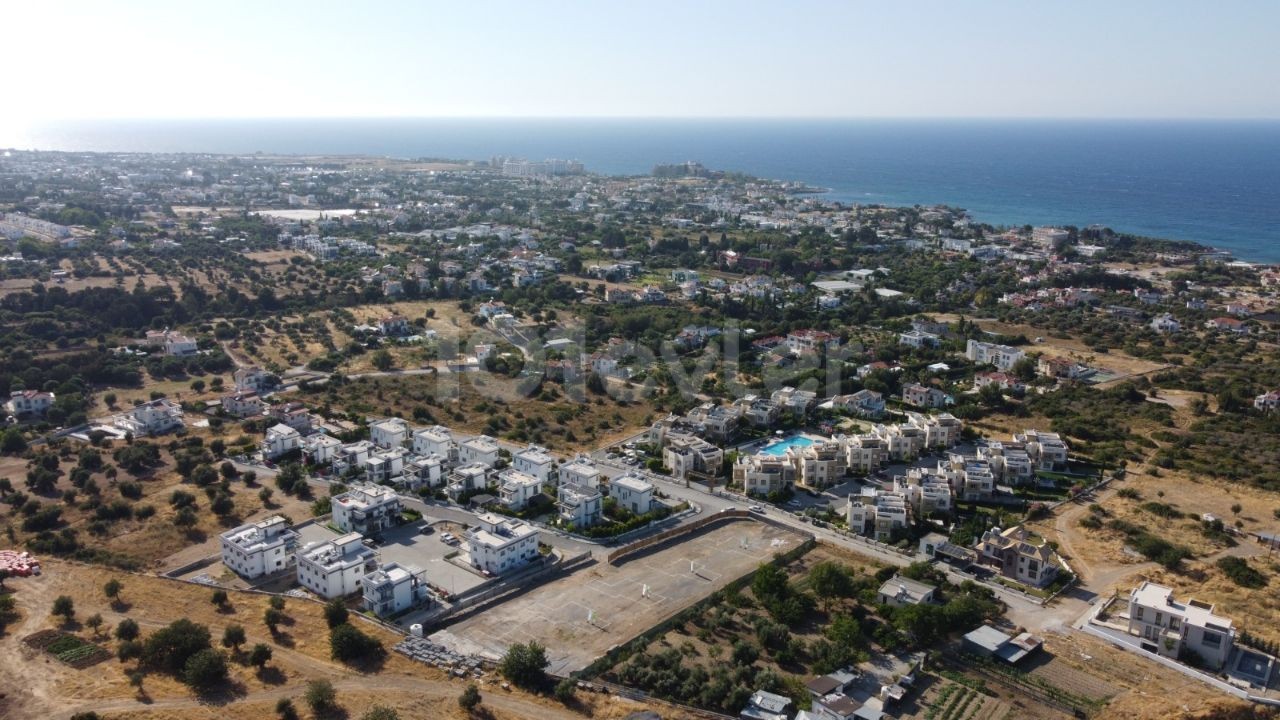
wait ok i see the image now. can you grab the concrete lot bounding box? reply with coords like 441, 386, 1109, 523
430, 518, 807, 674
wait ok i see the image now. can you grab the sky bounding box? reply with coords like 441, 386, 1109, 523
6, 0, 1280, 122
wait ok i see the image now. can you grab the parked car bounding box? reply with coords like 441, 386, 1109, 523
420, 525, 435, 535
439, 532, 455, 544
748, 505, 765, 513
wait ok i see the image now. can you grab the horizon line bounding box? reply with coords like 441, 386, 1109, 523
17, 115, 1280, 123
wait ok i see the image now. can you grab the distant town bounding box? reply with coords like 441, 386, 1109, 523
1, 149, 1278, 720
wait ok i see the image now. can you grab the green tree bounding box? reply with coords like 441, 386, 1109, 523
751, 563, 789, 603
173, 507, 199, 529
361, 707, 400, 720
222, 624, 246, 651
117, 639, 143, 662
182, 648, 228, 691
586, 372, 607, 395
116, 618, 140, 641
142, 619, 213, 675
210, 589, 229, 608
249, 642, 273, 669
323, 598, 349, 629
330, 622, 384, 663
1, 427, 27, 454
86, 613, 104, 637
104, 578, 124, 603
264, 607, 284, 633
304, 679, 337, 714
52, 594, 75, 621
499, 641, 548, 689
808, 561, 853, 609
371, 349, 395, 371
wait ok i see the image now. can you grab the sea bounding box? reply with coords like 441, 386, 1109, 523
5, 118, 1279, 262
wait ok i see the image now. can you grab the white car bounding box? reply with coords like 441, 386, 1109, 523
748, 505, 765, 514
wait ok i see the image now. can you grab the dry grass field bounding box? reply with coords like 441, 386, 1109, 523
306, 371, 656, 454
0, 559, 687, 720
0, 427, 315, 572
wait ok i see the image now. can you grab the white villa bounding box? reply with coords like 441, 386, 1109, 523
304, 433, 343, 465
498, 468, 542, 511
975, 525, 1061, 588
370, 418, 411, 449
233, 366, 275, 393
297, 533, 378, 599
610, 473, 654, 515
1014, 429, 1070, 470
262, 423, 302, 460
558, 455, 600, 489
362, 562, 428, 618
465, 513, 540, 575
331, 484, 402, 536
5, 390, 54, 417
513, 444, 557, 484
557, 481, 603, 528
412, 425, 458, 462
662, 432, 724, 479
221, 390, 264, 418
966, 339, 1026, 372
877, 575, 937, 607
846, 488, 910, 542
458, 435, 501, 467
1127, 581, 1235, 670
114, 399, 184, 436
447, 462, 491, 500
733, 453, 795, 496
220, 516, 298, 579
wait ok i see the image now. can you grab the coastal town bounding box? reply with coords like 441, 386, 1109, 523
1, 150, 1279, 720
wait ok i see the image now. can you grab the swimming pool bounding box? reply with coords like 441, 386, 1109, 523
760, 436, 814, 456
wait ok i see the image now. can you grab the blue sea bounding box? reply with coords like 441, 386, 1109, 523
6, 118, 1280, 262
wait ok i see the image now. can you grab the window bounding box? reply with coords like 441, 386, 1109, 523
1134, 607, 1144, 621
1202, 632, 1222, 648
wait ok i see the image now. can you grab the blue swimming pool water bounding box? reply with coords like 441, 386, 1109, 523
761, 436, 814, 456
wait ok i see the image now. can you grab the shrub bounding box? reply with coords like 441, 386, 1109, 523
554, 677, 577, 703
1217, 557, 1267, 588
458, 683, 481, 711
1140, 501, 1184, 519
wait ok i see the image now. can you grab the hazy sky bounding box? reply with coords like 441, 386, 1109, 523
9, 0, 1280, 120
